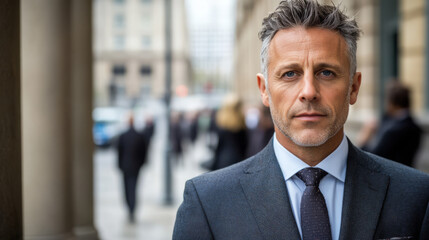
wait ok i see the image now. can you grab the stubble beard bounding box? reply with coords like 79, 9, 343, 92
268, 89, 350, 147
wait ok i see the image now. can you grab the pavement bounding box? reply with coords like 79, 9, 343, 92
94, 124, 211, 240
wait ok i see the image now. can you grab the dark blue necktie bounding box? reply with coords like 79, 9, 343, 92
296, 167, 332, 240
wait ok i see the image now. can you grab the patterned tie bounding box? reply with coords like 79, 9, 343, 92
296, 167, 332, 240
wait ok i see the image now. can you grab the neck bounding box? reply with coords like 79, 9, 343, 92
389, 108, 408, 118
276, 129, 344, 166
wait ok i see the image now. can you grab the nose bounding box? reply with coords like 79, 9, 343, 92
298, 74, 319, 102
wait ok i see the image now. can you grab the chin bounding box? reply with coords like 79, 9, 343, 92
290, 136, 329, 147
286, 130, 331, 147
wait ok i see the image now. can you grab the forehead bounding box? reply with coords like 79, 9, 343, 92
268, 27, 348, 66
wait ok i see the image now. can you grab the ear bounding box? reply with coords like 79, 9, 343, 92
257, 73, 270, 107
349, 72, 361, 105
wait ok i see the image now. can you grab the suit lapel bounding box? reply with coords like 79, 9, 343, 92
240, 141, 301, 240
339, 142, 390, 239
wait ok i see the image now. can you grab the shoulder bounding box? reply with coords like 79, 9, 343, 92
391, 115, 422, 132
194, 139, 275, 179
190, 156, 254, 191
189, 140, 275, 194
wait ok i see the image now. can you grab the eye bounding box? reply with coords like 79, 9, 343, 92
321, 70, 333, 77
283, 71, 296, 78
318, 70, 336, 80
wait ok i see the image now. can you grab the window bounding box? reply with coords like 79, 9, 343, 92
112, 65, 126, 75
140, 66, 152, 75
113, 0, 126, 5
113, 14, 125, 29
142, 35, 152, 49
141, 14, 152, 30
140, 66, 152, 96
114, 35, 125, 49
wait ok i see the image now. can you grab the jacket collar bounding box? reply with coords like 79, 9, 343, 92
240, 139, 301, 239
339, 140, 390, 239
239, 138, 390, 240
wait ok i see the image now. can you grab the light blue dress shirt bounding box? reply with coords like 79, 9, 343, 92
273, 133, 348, 240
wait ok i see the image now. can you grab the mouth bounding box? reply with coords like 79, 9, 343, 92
294, 112, 327, 121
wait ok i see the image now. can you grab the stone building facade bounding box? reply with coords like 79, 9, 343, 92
93, 0, 190, 107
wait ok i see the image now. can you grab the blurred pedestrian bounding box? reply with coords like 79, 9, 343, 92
207, 108, 219, 151
246, 105, 274, 157
141, 115, 155, 160
188, 111, 200, 145
170, 112, 184, 165
211, 94, 247, 170
142, 115, 155, 144
359, 81, 422, 166
117, 113, 148, 223
199, 108, 219, 170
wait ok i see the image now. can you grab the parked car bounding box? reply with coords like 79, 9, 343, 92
92, 107, 127, 148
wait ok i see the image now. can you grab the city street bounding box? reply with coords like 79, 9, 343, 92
94, 119, 210, 240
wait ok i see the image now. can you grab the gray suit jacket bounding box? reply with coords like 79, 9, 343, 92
173, 139, 429, 239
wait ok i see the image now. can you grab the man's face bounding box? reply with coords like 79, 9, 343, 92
257, 27, 361, 148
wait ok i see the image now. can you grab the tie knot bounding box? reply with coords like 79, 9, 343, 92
296, 167, 327, 187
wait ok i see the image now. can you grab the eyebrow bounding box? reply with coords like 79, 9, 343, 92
313, 63, 343, 73
272, 63, 301, 75
273, 62, 343, 74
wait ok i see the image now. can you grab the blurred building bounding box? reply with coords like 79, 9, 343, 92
93, 0, 191, 107
233, 0, 429, 169
185, 0, 236, 93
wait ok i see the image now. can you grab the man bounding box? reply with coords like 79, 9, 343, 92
173, 1, 429, 239
117, 113, 148, 223
360, 81, 422, 167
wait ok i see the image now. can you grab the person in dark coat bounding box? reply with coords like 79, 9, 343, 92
246, 105, 275, 158
207, 108, 219, 151
117, 114, 148, 223
170, 112, 184, 165
211, 94, 247, 170
360, 81, 422, 166
142, 115, 155, 146
188, 111, 200, 144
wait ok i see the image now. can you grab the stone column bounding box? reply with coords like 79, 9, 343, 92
21, 0, 73, 238
400, 0, 426, 112
71, 1, 99, 239
0, 1, 22, 238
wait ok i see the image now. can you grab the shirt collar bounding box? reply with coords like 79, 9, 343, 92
273, 133, 348, 182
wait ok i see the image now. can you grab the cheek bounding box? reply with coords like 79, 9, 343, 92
270, 92, 295, 118
270, 83, 298, 100
326, 89, 350, 113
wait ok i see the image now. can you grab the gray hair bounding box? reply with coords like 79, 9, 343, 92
259, 0, 361, 82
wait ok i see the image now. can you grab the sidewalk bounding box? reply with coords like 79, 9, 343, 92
94, 131, 210, 240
